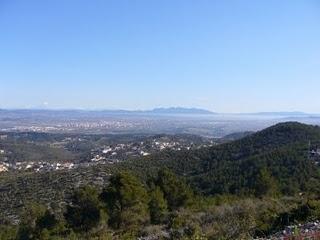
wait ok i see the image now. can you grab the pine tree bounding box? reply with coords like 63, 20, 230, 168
255, 168, 279, 197
100, 171, 149, 230
65, 186, 102, 233
156, 169, 193, 210
149, 187, 168, 224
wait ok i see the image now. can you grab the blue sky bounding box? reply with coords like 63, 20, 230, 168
0, 0, 319, 113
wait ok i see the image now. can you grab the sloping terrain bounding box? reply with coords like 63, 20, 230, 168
1, 122, 320, 223
129, 122, 320, 195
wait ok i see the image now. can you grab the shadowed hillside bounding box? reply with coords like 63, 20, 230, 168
128, 122, 320, 195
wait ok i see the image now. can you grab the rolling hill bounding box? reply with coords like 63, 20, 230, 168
129, 122, 320, 195
1, 122, 320, 222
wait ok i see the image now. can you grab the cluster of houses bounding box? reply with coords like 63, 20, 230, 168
0, 135, 215, 173
0, 161, 76, 172
0, 148, 8, 172
310, 147, 320, 165
0, 163, 8, 172
2, 120, 143, 133
90, 142, 151, 163
90, 138, 210, 163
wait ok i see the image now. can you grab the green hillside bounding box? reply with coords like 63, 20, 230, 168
128, 122, 320, 195
2, 122, 320, 239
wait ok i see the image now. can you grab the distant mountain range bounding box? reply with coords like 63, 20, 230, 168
1, 108, 320, 117
145, 107, 215, 115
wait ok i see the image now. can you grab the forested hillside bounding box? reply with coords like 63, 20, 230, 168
2, 122, 320, 239
128, 122, 320, 195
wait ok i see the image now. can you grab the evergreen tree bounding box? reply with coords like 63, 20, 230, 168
100, 171, 149, 230
149, 187, 168, 224
0, 225, 17, 240
17, 204, 46, 240
17, 203, 59, 240
65, 186, 102, 233
156, 169, 192, 210
255, 168, 279, 197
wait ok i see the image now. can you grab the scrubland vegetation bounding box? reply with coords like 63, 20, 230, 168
2, 122, 320, 239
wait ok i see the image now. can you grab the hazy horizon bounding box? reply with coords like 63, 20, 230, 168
0, 106, 319, 115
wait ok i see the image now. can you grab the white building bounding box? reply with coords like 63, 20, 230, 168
102, 147, 112, 154
0, 164, 8, 172
140, 151, 150, 156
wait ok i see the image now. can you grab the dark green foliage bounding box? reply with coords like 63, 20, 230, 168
2, 122, 320, 239
2, 177, 320, 239
270, 200, 320, 232
254, 168, 279, 197
100, 171, 149, 230
155, 169, 193, 210
149, 187, 168, 224
64, 186, 103, 233
128, 122, 320, 196
17, 203, 60, 240
17, 203, 46, 240
0, 165, 112, 223
35, 210, 58, 231
0, 225, 17, 240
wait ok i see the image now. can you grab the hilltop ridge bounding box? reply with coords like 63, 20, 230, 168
130, 122, 320, 195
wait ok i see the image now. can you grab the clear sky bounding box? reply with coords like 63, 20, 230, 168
0, 0, 319, 113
